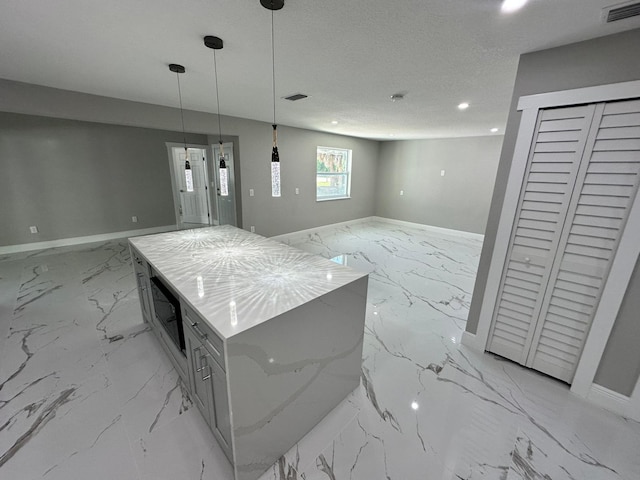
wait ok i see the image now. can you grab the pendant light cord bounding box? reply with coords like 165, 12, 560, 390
271, 8, 276, 130
213, 48, 223, 146
175, 72, 187, 151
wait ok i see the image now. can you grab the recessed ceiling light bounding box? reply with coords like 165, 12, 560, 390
491, 127, 499, 133
458, 102, 469, 110
411, 401, 419, 410
331, 120, 338, 125
501, 0, 528, 13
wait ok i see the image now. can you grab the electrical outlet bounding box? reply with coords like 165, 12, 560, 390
441, 170, 446, 176
29, 226, 38, 234
131, 216, 138, 223
400, 190, 404, 196
295, 187, 300, 195
249, 189, 255, 197
250, 226, 255, 233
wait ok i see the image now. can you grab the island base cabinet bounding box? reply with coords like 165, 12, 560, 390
184, 323, 234, 464
129, 226, 370, 480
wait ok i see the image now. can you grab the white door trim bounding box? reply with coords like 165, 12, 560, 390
517, 79, 640, 110
469, 80, 640, 402
166, 143, 211, 229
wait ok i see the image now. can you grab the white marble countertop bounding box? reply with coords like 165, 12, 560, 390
129, 225, 368, 339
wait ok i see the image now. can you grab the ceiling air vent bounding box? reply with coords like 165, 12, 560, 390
603, 1, 640, 23
283, 93, 308, 101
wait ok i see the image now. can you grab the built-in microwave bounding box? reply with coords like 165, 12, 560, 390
150, 276, 186, 356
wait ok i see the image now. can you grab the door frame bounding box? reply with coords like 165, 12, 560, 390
166, 142, 213, 229
463, 80, 640, 412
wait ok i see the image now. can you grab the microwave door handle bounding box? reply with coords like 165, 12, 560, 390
166, 305, 177, 323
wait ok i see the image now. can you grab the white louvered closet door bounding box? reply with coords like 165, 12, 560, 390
488, 98, 640, 383
527, 98, 640, 382
486, 104, 598, 364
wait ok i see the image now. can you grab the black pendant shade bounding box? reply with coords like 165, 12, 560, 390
260, 0, 284, 10
169, 64, 185, 74
204, 36, 223, 50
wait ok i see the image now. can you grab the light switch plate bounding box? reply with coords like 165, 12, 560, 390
249, 189, 255, 197
441, 170, 446, 176
400, 190, 404, 196
29, 226, 38, 234
295, 187, 300, 195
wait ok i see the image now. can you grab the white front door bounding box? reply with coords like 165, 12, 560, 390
213, 142, 237, 227
172, 148, 210, 226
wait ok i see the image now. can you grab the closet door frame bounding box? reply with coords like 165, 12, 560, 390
467, 79, 640, 408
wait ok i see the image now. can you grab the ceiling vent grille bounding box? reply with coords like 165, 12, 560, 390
283, 93, 308, 101
603, 1, 640, 22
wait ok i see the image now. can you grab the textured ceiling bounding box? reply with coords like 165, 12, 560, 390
1, 0, 639, 140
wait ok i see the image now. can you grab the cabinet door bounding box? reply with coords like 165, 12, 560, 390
202, 351, 233, 462
209, 356, 232, 449
184, 326, 210, 425
132, 254, 152, 323
136, 272, 152, 322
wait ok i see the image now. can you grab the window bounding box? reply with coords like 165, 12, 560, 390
316, 146, 352, 201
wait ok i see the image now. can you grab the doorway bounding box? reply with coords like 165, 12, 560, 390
167, 145, 212, 229
213, 142, 237, 227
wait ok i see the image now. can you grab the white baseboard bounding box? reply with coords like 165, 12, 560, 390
461, 330, 484, 352
270, 217, 375, 241
0, 225, 177, 255
271, 216, 484, 243
587, 384, 639, 422
372, 216, 485, 241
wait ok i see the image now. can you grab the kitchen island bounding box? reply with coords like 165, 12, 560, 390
129, 226, 368, 480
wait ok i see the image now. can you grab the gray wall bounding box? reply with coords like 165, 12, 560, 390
375, 136, 502, 234
0, 112, 207, 246
594, 257, 640, 396
221, 121, 379, 237
466, 29, 640, 395
0, 79, 379, 243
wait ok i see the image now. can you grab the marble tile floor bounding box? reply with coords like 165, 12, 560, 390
1, 220, 639, 480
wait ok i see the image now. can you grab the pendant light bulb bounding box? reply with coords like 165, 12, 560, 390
271, 124, 281, 197
184, 155, 194, 193
219, 142, 229, 197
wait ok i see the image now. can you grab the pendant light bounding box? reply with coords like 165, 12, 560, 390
204, 35, 229, 197
169, 63, 193, 192
261, 0, 284, 197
